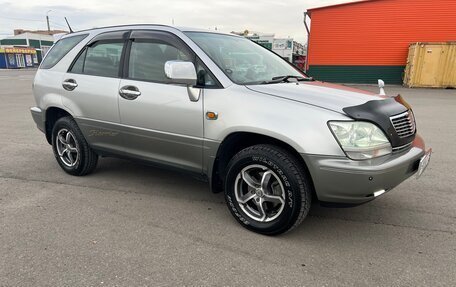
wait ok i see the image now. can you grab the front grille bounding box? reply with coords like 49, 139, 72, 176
392, 142, 412, 153
390, 110, 416, 138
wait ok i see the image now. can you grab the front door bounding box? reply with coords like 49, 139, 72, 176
16, 54, 25, 67
118, 30, 204, 173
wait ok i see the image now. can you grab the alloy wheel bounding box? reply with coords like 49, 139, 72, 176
234, 164, 286, 222
56, 128, 79, 167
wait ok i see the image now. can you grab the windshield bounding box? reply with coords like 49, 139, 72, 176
185, 32, 306, 85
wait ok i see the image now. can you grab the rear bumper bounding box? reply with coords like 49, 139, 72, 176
302, 135, 427, 205
30, 107, 45, 133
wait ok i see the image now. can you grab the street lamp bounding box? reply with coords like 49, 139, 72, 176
46, 10, 53, 33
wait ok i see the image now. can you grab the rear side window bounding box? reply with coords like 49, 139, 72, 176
70, 41, 124, 78
40, 34, 88, 69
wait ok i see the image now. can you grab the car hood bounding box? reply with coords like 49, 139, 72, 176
246, 81, 385, 114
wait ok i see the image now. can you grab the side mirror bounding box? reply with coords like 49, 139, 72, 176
164, 60, 197, 86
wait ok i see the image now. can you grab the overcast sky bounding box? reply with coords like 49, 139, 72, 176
0, 0, 357, 43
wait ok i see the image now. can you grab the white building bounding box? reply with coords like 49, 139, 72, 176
0, 32, 55, 62
237, 31, 302, 63
273, 38, 294, 62
245, 33, 275, 50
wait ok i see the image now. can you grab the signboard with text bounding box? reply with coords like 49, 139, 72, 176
0, 47, 36, 54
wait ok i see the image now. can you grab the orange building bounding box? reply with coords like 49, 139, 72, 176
306, 0, 456, 84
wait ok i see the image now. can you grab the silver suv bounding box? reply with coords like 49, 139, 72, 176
31, 25, 431, 235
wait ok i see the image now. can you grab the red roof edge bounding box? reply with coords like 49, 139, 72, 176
306, 0, 384, 15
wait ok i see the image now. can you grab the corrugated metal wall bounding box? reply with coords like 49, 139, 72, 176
307, 0, 456, 84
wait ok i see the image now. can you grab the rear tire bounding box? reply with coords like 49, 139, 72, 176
224, 144, 312, 235
51, 116, 98, 176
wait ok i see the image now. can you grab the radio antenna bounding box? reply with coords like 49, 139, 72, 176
64, 17, 74, 33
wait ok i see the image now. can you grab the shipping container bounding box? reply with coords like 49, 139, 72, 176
404, 42, 456, 88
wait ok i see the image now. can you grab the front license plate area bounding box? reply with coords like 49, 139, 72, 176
416, 148, 432, 179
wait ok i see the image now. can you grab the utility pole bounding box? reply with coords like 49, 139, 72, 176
46, 10, 52, 34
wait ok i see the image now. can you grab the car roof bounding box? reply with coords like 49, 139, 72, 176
61, 24, 238, 39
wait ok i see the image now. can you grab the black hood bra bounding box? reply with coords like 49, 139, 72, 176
343, 95, 416, 148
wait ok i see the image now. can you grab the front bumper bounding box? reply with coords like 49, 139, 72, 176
30, 107, 45, 133
302, 135, 428, 205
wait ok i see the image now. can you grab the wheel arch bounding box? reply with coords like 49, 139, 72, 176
44, 106, 73, 144
210, 131, 315, 196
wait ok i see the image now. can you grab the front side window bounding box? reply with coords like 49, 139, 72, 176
196, 59, 217, 87
128, 40, 191, 83
40, 34, 87, 69
70, 41, 124, 78
185, 32, 306, 85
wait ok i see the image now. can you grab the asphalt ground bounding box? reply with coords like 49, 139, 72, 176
1, 69, 455, 286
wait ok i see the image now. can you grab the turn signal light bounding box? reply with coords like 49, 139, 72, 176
206, 112, 218, 120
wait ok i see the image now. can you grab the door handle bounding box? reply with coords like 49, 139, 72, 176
62, 79, 78, 91
119, 85, 141, 100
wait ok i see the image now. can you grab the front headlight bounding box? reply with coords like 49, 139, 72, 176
328, 121, 392, 160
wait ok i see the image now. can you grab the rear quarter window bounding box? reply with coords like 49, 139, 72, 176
40, 34, 88, 69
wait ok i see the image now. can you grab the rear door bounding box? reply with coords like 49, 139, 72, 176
117, 30, 204, 173
62, 30, 129, 153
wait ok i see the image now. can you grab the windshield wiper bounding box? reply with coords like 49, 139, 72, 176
261, 75, 314, 84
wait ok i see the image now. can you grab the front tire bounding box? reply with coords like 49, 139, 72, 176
224, 144, 312, 235
51, 116, 98, 176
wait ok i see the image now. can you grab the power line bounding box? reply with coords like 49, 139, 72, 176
0, 16, 44, 22
49, 21, 68, 29
1, 16, 68, 31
